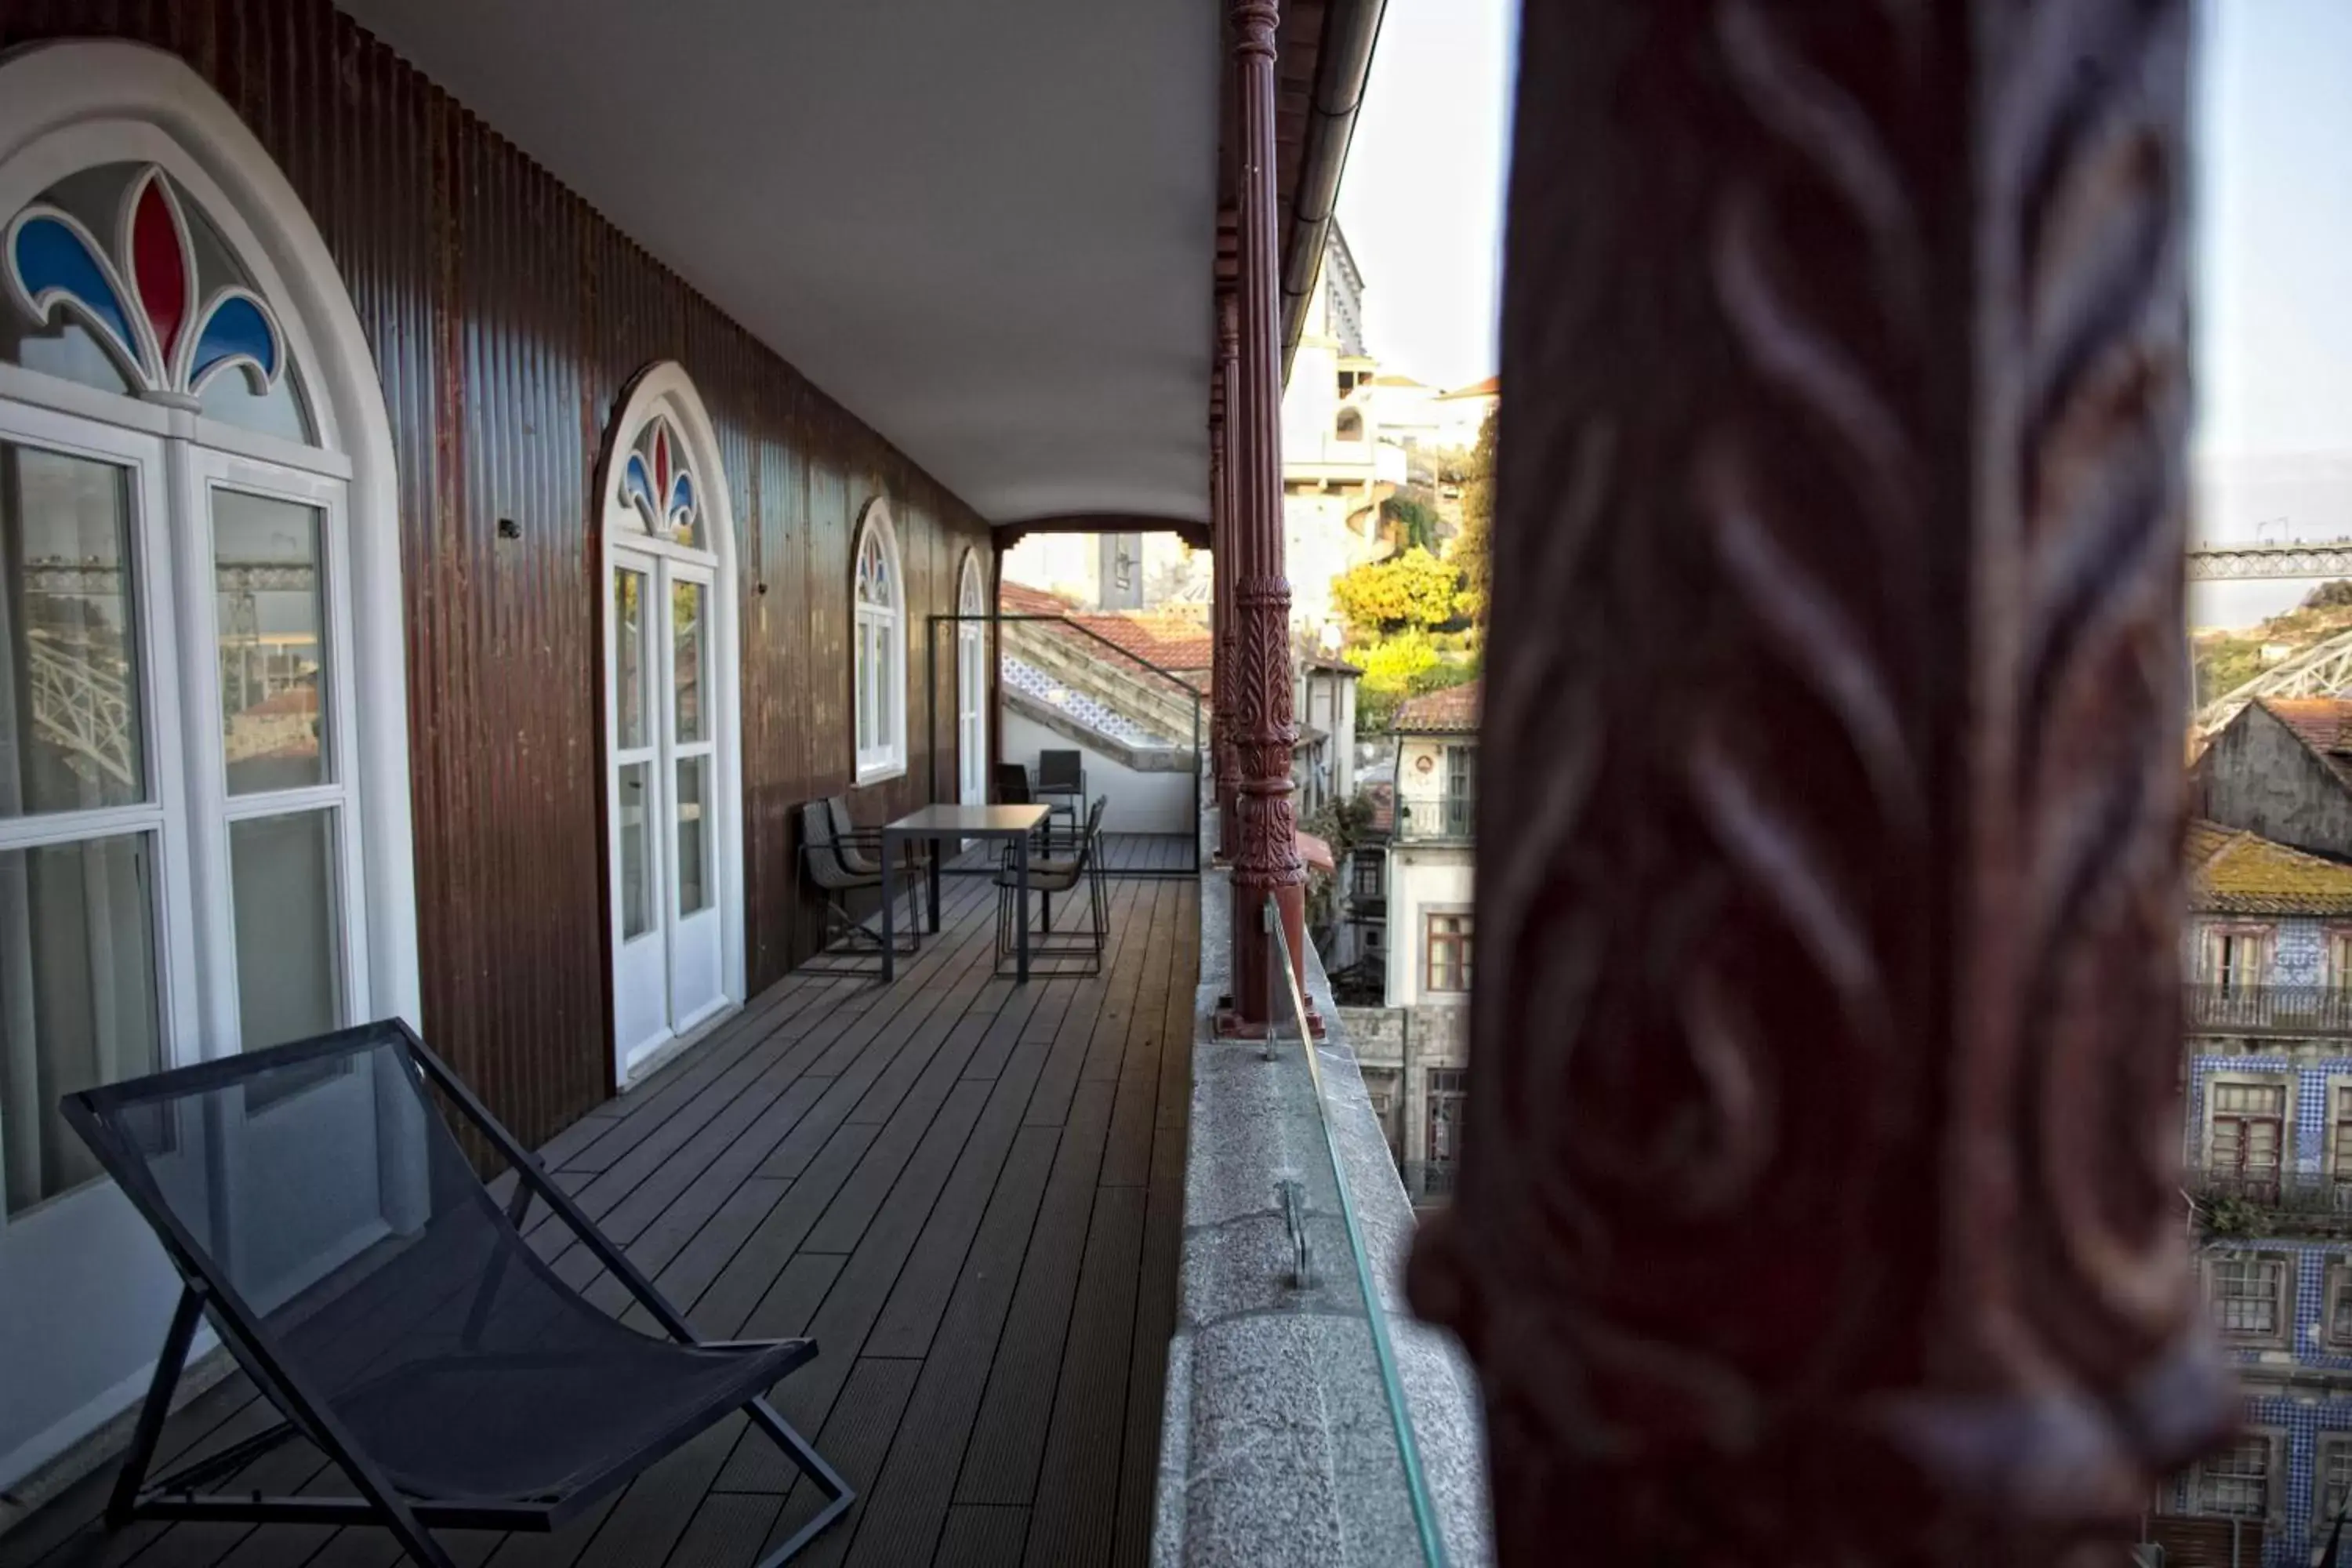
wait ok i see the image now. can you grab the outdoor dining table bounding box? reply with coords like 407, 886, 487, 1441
878, 802, 1053, 982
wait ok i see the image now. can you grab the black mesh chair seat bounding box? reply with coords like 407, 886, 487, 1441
61, 1021, 850, 1567
335, 1328, 808, 1503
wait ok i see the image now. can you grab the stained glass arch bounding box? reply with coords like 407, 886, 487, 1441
3, 160, 313, 443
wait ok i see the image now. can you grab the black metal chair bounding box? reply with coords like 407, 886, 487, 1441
800, 799, 919, 972
994, 795, 1109, 978
992, 763, 1062, 855
1035, 750, 1086, 840
824, 793, 927, 880
59, 1022, 851, 1568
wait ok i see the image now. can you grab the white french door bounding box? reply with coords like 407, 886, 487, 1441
607, 544, 724, 1080
0, 405, 366, 1479
957, 554, 987, 807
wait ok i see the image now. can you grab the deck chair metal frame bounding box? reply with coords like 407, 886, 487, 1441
60, 1022, 853, 1568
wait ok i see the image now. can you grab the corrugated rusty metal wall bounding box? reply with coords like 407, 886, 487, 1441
0, 1, 993, 1146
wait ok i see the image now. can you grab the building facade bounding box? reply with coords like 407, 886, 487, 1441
1335, 678, 1479, 1205
2159, 822, 2352, 1567
1279, 223, 1402, 648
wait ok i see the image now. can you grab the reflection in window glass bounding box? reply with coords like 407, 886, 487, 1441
677, 755, 709, 916
228, 810, 340, 1053
674, 580, 704, 745
615, 569, 648, 751
619, 760, 651, 939
0, 833, 161, 1214
0, 443, 145, 816
214, 490, 327, 795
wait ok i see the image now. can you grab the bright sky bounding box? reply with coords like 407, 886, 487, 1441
1333, 0, 1514, 391
1334, 1, 2352, 629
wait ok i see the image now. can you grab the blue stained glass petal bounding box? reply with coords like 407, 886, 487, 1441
188, 295, 280, 390
668, 471, 695, 521
622, 453, 655, 511
12, 215, 134, 358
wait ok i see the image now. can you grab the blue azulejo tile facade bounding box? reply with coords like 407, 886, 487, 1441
2188, 914, 2334, 987
2184, 1055, 2352, 1171
2183, 1051, 2352, 1566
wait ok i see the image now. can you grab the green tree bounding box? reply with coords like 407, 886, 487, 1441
1453, 405, 1497, 628
1329, 547, 1459, 641
1380, 488, 1443, 553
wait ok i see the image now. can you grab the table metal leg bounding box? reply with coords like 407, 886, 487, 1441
879, 834, 896, 982
927, 841, 942, 934
1015, 833, 1030, 983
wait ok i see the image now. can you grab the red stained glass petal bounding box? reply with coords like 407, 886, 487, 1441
653, 425, 671, 503
131, 176, 189, 363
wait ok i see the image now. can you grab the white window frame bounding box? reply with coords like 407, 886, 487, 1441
0, 42, 416, 1036
595, 364, 746, 1083
2193, 1428, 2283, 1523
0, 38, 417, 1494
179, 447, 368, 1055
956, 549, 988, 807
2205, 1250, 2293, 1347
2319, 1433, 2352, 1534
0, 403, 199, 1152
2201, 1069, 2296, 1187
852, 496, 906, 784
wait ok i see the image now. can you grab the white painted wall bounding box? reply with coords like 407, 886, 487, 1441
1000, 707, 1195, 834
1385, 846, 1475, 1010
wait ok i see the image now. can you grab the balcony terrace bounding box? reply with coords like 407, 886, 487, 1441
2185, 984, 2352, 1039
0, 873, 1199, 1568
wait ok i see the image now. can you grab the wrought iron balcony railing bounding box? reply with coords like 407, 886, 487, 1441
1394, 791, 1475, 842
2184, 983, 2352, 1037
2184, 1163, 2352, 1232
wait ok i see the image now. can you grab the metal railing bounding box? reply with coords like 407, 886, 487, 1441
924, 611, 1201, 879
2185, 983, 2352, 1036
1264, 898, 1446, 1566
2185, 1163, 2352, 1226
1393, 790, 1474, 842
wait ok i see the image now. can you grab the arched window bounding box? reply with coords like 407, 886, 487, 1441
1334, 407, 1364, 442
956, 550, 988, 806
0, 40, 415, 1484
597, 365, 743, 1081
853, 499, 906, 782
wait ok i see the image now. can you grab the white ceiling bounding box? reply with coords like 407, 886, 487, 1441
335, 0, 1221, 526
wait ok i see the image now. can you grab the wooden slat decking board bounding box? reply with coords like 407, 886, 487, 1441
1018, 1186, 1146, 1567
931, 1508, 1030, 1568
5, 874, 1198, 1568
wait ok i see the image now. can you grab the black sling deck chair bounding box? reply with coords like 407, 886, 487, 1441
61, 1019, 851, 1567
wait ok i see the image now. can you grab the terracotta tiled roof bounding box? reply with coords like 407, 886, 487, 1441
2188, 818, 2352, 916
998, 580, 1073, 617
1295, 830, 1335, 874
1436, 376, 1498, 401
2253, 697, 2352, 789
1392, 677, 1481, 734
2263, 697, 2352, 752
997, 579, 1212, 681
1065, 611, 1211, 676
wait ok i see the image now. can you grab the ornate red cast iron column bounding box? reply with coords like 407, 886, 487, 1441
1214, 289, 1243, 865
1409, 2, 2234, 1562
1224, 0, 1305, 1029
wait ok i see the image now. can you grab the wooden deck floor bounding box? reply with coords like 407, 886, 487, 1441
4, 870, 1200, 1568
1091, 833, 1195, 877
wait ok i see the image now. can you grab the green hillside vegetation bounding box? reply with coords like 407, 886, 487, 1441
2197, 580, 2352, 707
